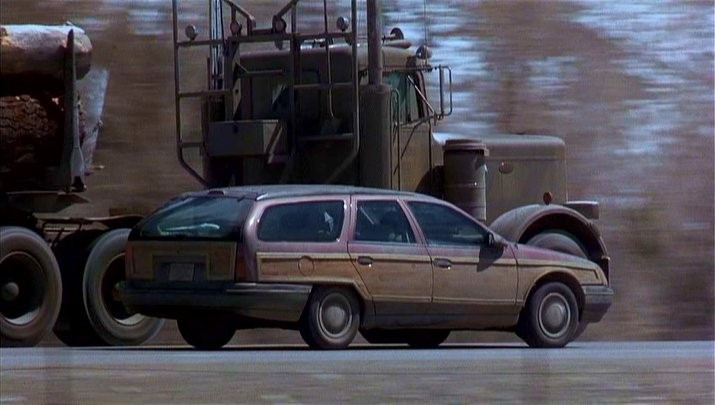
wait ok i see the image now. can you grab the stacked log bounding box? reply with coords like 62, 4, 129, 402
1, 24, 92, 83
0, 24, 92, 191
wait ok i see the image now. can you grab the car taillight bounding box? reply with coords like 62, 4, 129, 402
235, 246, 246, 281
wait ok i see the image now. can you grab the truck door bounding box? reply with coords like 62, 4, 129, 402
386, 72, 433, 193
347, 197, 432, 320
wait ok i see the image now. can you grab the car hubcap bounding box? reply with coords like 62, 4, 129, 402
318, 293, 352, 338
538, 292, 571, 339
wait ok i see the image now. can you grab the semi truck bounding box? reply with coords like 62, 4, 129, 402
0, 25, 164, 347
0, 0, 609, 347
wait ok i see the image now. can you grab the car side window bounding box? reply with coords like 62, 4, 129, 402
408, 202, 487, 246
354, 201, 415, 244
258, 201, 344, 242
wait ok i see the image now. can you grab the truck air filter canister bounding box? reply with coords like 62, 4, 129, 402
443, 139, 489, 223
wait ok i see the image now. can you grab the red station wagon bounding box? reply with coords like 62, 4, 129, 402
119, 185, 612, 349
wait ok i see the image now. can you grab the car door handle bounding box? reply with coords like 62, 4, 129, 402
433, 258, 452, 269
357, 256, 373, 266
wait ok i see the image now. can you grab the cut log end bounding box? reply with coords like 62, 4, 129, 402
1, 94, 87, 191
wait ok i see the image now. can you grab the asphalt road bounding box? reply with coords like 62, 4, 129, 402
1, 341, 712, 403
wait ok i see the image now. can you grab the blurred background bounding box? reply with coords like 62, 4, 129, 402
2, 0, 713, 342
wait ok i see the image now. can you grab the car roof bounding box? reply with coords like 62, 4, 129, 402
191, 184, 442, 202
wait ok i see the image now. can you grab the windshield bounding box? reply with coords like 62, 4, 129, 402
137, 197, 253, 240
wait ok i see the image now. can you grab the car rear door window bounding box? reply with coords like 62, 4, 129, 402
258, 201, 345, 242
408, 201, 488, 246
354, 201, 415, 244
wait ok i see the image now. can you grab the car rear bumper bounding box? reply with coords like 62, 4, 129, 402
581, 285, 614, 323
118, 282, 312, 323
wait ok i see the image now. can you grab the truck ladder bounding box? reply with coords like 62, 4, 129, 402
170, 0, 360, 186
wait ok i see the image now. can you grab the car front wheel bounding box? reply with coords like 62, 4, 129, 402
517, 282, 579, 348
300, 286, 360, 349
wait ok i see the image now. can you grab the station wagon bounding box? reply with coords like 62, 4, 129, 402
119, 185, 612, 349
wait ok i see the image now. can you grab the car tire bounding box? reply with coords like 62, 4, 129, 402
0, 227, 62, 347
82, 229, 164, 346
177, 317, 235, 350
52, 230, 108, 346
360, 328, 409, 345
571, 322, 588, 340
300, 286, 360, 349
517, 282, 579, 348
526, 231, 587, 259
406, 329, 450, 349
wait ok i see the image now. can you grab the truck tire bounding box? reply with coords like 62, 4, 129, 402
177, 317, 235, 350
300, 286, 360, 349
526, 231, 587, 259
0, 226, 62, 347
82, 229, 164, 346
517, 282, 579, 348
52, 230, 107, 346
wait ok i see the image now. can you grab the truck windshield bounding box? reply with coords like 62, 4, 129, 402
137, 197, 253, 241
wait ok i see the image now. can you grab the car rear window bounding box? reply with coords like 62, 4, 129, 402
258, 201, 344, 242
136, 197, 253, 240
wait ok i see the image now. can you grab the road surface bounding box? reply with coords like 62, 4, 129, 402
1, 341, 712, 403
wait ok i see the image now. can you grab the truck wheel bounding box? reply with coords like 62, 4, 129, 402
177, 317, 235, 350
406, 330, 450, 349
0, 227, 62, 347
526, 231, 587, 259
517, 282, 579, 348
82, 229, 164, 346
52, 230, 107, 346
300, 286, 359, 349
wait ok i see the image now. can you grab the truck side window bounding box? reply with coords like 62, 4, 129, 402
385, 72, 421, 123
258, 201, 344, 242
354, 201, 415, 244
408, 202, 487, 246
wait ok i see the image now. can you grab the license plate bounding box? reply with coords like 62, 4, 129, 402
169, 263, 195, 281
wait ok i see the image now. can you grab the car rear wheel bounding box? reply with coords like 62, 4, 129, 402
82, 229, 164, 346
177, 317, 235, 350
517, 282, 579, 348
0, 227, 62, 347
300, 286, 359, 349
405, 330, 450, 349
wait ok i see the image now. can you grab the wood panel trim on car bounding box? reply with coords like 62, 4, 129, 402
517, 258, 597, 271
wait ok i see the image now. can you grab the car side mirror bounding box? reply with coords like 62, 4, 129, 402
488, 233, 507, 249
